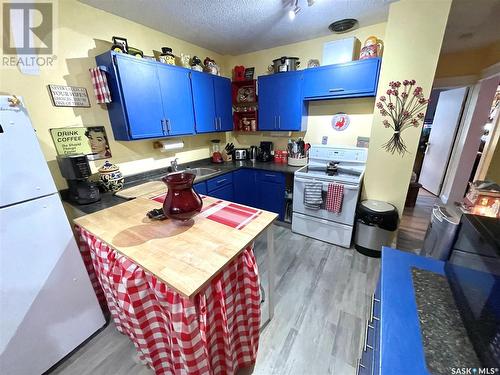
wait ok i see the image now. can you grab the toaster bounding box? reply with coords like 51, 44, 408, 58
234, 149, 248, 160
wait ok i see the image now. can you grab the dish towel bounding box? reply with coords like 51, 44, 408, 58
304, 182, 323, 210
89, 67, 112, 104
326, 183, 344, 213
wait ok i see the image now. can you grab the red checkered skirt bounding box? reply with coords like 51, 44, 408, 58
77, 226, 261, 374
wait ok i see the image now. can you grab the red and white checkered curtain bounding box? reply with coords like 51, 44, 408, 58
77, 226, 261, 375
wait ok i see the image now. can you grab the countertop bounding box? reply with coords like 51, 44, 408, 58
380, 248, 444, 375
63, 158, 301, 215
74, 194, 277, 299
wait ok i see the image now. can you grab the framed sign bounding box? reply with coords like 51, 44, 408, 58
50, 126, 112, 161
244, 67, 255, 80
47, 85, 90, 108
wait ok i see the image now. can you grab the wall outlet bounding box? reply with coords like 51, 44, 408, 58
322, 136, 328, 145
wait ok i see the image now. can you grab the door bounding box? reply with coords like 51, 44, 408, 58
257, 180, 284, 220
302, 58, 380, 99
191, 72, 216, 133
257, 76, 277, 130
419, 87, 468, 195
0, 97, 57, 207
0, 194, 105, 374
292, 176, 360, 225
233, 169, 256, 207
115, 54, 165, 139
209, 184, 234, 201
157, 65, 196, 136
214, 76, 233, 131
277, 73, 303, 131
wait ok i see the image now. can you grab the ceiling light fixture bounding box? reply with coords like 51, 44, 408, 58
288, 0, 301, 20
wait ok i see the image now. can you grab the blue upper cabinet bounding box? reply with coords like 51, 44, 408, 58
157, 64, 196, 136
99, 52, 165, 140
95, 51, 195, 140
191, 71, 217, 133
303, 58, 381, 100
213, 76, 233, 131
191, 72, 232, 133
258, 71, 307, 131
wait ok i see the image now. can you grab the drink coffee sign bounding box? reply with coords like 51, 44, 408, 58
50, 126, 112, 161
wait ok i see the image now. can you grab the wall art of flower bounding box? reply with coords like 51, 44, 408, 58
377, 79, 429, 156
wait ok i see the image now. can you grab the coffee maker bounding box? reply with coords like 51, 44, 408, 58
257, 141, 274, 162
57, 154, 100, 204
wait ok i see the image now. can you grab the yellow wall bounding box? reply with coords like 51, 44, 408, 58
0, 0, 229, 189
226, 22, 386, 150
363, 0, 452, 214
435, 40, 500, 78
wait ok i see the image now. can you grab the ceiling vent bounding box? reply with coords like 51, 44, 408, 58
328, 18, 358, 33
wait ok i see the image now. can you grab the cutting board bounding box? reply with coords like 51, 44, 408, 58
115, 181, 165, 199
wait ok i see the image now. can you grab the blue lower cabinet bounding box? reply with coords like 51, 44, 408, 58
209, 183, 234, 201
256, 171, 285, 220
233, 169, 257, 207
193, 181, 207, 195
207, 173, 233, 192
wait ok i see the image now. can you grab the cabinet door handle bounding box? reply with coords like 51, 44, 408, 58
214, 117, 218, 130
161, 119, 167, 134
218, 117, 222, 130
278, 116, 281, 129
265, 174, 276, 178
166, 119, 171, 133
216, 178, 227, 184
329, 88, 344, 92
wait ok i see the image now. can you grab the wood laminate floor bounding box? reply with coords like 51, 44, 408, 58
50, 225, 380, 375
397, 188, 438, 253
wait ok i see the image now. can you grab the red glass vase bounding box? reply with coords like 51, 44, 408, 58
161, 172, 203, 221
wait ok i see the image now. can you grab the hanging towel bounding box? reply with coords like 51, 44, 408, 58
326, 183, 344, 213
304, 182, 323, 210
89, 67, 112, 104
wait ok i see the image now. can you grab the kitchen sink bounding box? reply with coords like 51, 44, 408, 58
185, 167, 220, 178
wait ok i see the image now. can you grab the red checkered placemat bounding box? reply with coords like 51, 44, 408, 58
77, 226, 261, 375
150, 194, 262, 230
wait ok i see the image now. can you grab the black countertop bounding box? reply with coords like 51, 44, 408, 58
462, 214, 500, 255
412, 268, 481, 374
62, 158, 302, 215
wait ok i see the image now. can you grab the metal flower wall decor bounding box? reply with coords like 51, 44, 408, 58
376, 80, 429, 156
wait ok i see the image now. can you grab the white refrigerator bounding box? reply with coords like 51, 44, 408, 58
0, 96, 105, 374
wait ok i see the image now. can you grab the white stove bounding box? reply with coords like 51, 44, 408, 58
292, 145, 367, 247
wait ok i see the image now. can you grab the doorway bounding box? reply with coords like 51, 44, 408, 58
418, 87, 469, 196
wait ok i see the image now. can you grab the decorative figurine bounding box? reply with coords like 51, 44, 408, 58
110, 36, 143, 58
360, 36, 383, 60
233, 65, 245, 81
159, 47, 175, 65
307, 59, 320, 68
190, 56, 203, 72
203, 57, 220, 75
180, 53, 191, 68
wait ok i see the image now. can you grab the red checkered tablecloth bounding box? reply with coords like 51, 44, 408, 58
77, 226, 261, 375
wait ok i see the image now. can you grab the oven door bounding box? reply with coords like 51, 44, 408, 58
293, 176, 360, 225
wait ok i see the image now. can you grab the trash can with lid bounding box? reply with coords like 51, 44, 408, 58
354, 200, 399, 257
420, 204, 461, 260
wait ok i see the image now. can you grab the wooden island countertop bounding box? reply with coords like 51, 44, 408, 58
74, 193, 277, 299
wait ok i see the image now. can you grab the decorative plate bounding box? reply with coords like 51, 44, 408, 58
332, 113, 350, 131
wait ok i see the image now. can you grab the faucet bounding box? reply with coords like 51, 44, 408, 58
170, 158, 179, 172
